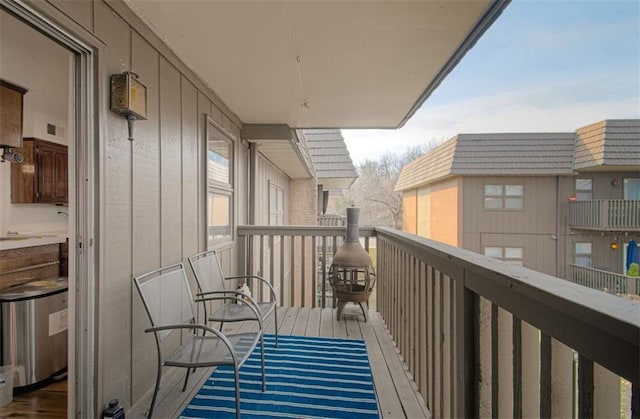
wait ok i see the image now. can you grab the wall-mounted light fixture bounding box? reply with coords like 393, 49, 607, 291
0, 147, 23, 163
611, 238, 619, 250
110, 71, 147, 141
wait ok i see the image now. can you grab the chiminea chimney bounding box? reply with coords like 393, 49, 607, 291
329, 207, 376, 321
332, 207, 371, 267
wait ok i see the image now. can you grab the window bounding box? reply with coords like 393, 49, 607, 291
269, 182, 285, 226
483, 184, 523, 210
206, 119, 234, 246
574, 242, 592, 267
623, 178, 640, 200
484, 246, 524, 266
575, 178, 592, 201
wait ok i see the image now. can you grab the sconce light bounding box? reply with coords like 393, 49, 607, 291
611, 177, 619, 187
0, 146, 24, 163
110, 71, 147, 141
611, 239, 619, 250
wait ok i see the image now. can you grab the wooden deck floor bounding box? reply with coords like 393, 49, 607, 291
147, 306, 430, 418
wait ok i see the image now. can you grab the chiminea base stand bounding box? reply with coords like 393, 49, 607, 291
334, 285, 370, 322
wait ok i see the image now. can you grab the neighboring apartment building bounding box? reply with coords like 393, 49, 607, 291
396, 119, 640, 286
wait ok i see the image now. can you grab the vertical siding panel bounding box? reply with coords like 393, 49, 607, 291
49, 0, 93, 32
197, 92, 211, 250
159, 58, 182, 264
94, 1, 132, 407
130, 33, 162, 404
180, 78, 198, 259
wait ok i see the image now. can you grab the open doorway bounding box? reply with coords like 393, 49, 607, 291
0, 2, 96, 416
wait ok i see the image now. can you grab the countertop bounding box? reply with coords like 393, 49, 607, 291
0, 235, 67, 251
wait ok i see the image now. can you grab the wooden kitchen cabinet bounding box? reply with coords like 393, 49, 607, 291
0, 80, 27, 148
11, 138, 68, 204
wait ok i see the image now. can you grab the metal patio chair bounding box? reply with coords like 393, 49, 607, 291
188, 249, 279, 346
133, 262, 265, 419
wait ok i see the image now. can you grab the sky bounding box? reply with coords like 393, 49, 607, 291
341, 0, 640, 165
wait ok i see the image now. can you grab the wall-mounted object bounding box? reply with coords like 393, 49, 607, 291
110, 72, 147, 141
0, 80, 28, 162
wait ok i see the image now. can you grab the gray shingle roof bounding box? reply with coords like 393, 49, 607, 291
302, 129, 358, 189
574, 119, 640, 170
396, 119, 640, 192
396, 132, 576, 191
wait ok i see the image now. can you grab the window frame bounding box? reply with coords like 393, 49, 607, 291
483, 183, 524, 211
623, 178, 640, 200
205, 116, 235, 248
574, 242, 592, 268
575, 178, 593, 201
484, 246, 524, 266
268, 181, 285, 226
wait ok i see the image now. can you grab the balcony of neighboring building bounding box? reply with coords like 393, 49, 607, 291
568, 199, 640, 231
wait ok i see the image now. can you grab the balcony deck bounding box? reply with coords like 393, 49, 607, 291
148, 306, 429, 418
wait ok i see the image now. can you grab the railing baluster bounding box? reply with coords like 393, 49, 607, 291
280, 235, 284, 306
259, 235, 265, 301
290, 235, 295, 307
321, 236, 327, 308
301, 235, 306, 308
269, 235, 274, 303
312, 235, 317, 308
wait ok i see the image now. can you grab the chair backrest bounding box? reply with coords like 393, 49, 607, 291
188, 249, 226, 295
133, 263, 196, 339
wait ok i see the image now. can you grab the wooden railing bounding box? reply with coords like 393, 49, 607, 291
237, 225, 640, 418
317, 214, 347, 227
569, 264, 639, 295
569, 199, 640, 230
236, 225, 374, 308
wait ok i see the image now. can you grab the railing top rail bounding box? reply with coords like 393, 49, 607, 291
374, 226, 639, 383
237, 225, 376, 237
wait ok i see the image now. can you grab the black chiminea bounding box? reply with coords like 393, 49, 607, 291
329, 207, 376, 321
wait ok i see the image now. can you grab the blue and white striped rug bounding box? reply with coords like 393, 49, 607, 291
180, 334, 380, 418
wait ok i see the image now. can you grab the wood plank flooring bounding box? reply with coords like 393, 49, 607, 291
0, 307, 430, 418
0, 379, 66, 418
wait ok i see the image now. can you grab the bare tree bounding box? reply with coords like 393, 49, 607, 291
330, 140, 441, 228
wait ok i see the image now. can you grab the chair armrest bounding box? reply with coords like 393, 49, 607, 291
196, 290, 237, 297
145, 324, 240, 364
195, 295, 264, 330
225, 275, 277, 303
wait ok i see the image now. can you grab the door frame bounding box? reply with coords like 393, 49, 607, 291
0, 0, 97, 416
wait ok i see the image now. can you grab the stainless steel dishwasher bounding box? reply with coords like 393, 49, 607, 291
0, 277, 68, 392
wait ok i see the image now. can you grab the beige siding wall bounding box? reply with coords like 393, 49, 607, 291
402, 190, 417, 234
255, 154, 290, 225
461, 176, 572, 276
572, 170, 639, 200
416, 186, 431, 237
26, 0, 248, 413
429, 178, 461, 247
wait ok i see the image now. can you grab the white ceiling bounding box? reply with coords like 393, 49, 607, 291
125, 0, 506, 129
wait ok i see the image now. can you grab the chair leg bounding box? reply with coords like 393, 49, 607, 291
148, 362, 163, 418
359, 302, 368, 322
274, 308, 279, 347
182, 367, 191, 392
234, 364, 241, 419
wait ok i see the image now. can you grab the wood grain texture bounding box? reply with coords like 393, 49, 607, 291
181, 77, 199, 260
0, 244, 60, 289
159, 57, 182, 265
0, 379, 67, 418
93, 0, 134, 409
130, 31, 163, 405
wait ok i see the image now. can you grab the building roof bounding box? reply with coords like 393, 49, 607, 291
574, 119, 640, 171
396, 119, 640, 192
396, 132, 576, 191
302, 129, 358, 190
